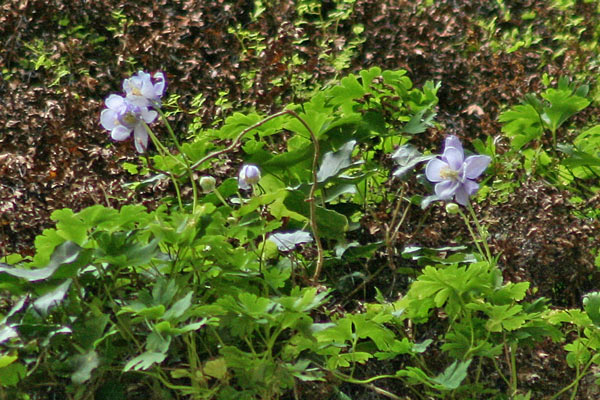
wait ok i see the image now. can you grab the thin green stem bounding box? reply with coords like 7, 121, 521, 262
325, 369, 407, 400
467, 204, 493, 265
509, 342, 518, 396
144, 123, 185, 209
457, 208, 486, 261
283, 110, 323, 283
491, 357, 512, 388
156, 107, 186, 157
143, 122, 184, 167
549, 355, 598, 400
157, 112, 198, 212
211, 187, 230, 208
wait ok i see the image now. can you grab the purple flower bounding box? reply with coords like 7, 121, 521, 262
238, 164, 261, 190
100, 94, 157, 153
123, 71, 166, 108
425, 135, 491, 206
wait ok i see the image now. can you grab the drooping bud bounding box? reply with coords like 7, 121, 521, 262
238, 164, 261, 190
199, 176, 216, 193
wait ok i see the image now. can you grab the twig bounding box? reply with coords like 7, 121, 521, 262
181, 110, 291, 176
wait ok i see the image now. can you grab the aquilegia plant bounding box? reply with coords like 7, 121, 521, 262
425, 135, 491, 206
425, 135, 494, 264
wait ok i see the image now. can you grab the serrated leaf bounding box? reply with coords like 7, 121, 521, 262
237, 292, 272, 317
402, 109, 436, 134
124, 351, 167, 372
52, 208, 89, 245
431, 359, 472, 390
263, 261, 291, 289
162, 291, 193, 321
541, 88, 589, 132
328, 352, 372, 369
329, 74, 366, 114
498, 103, 543, 150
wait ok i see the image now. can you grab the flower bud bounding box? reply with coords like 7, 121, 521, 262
199, 176, 216, 193
238, 164, 261, 190
445, 202, 460, 214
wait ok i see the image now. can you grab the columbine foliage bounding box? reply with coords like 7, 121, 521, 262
1, 65, 598, 400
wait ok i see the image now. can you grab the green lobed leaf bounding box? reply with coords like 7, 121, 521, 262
431, 359, 472, 390
123, 351, 167, 372
0, 362, 26, 387
33, 279, 72, 316
204, 358, 228, 380
283, 190, 348, 239
541, 88, 589, 132
316, 140, 356, 182
71, 350, 100, 384
0, 241, 81, 282
498, 103, 543, 149
162, 291, 193, 321
51, 208, 89, 245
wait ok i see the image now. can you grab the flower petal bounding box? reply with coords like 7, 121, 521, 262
443, 147, 464, 170
133, 124, 148, 153
125, 95, 149, 107
463, 155, 491, 179
141, 108, 157, 124
141, 78, 155, 99
425, 158, 448, 182
100, 109, 118, 130
153, 72, 166, 97
111, 125, 131, 141
435, 180, 460, 199
238, 177, 250, 190
442, 147, 465, 171
454, 185, 470, 206
463, 179, 480, 195
105, 94, 124, 109
444, 135, 463, 153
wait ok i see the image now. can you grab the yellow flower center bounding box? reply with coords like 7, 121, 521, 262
122, 112, 138, 125
439, 166, 459, 181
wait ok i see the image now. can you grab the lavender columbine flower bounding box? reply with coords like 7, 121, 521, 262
123, 71, 166, 108
100, 94, 157, 153
238, 164, 261, 190
425, 135, 491, 206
